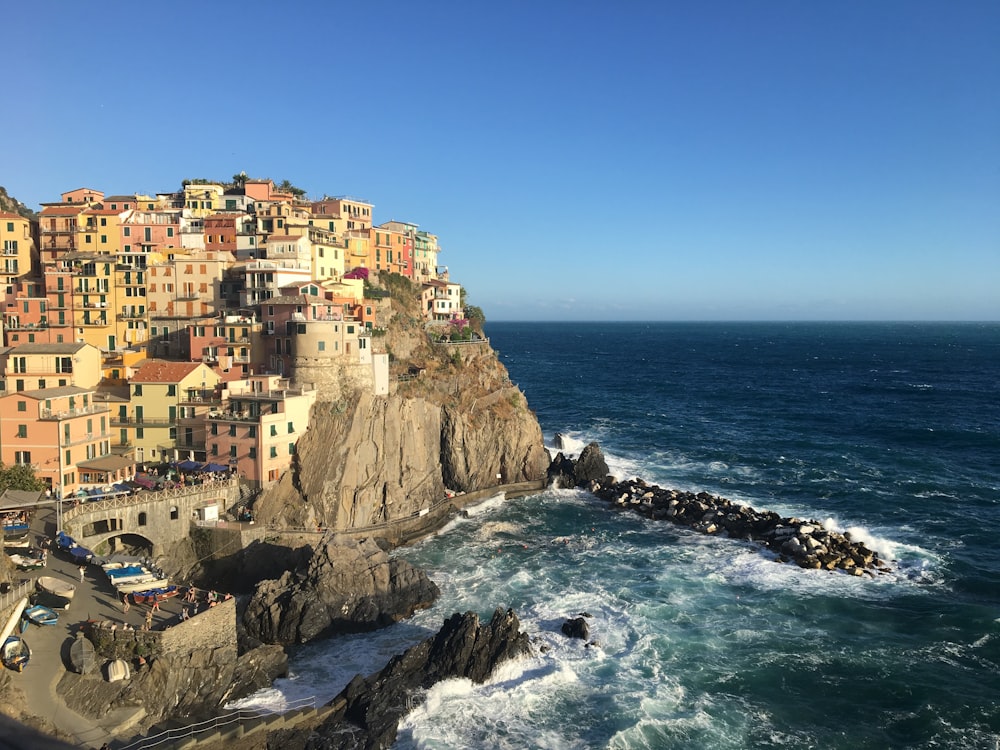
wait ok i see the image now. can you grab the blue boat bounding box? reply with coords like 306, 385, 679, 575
21, 605, 58, 627
56, 531, 77, 552
69, 546, 93, 564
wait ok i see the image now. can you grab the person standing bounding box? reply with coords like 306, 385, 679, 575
78, 565, 86, 581
122, 593, 130, 613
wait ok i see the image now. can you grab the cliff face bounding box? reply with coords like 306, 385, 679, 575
254, 297, 549, 532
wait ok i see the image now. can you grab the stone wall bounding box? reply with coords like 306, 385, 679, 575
88, 597, 237, 661
62, 479, 241, 555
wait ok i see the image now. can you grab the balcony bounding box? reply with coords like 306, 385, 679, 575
208, 411, 261, 423
117, 311, 147, 320
110, 415, 175, 426
179, 389, 222, 404
39, 405, 110, 420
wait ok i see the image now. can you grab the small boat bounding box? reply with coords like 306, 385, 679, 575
2, 636, 30, 672
105, 565, 152, 584
105, 658, 130, 683
69, 546, 93, 565
117, 577, 169, 594
30, 591, 71, 611
21, 605, 58, 627
130, 585, 180, 604
36, 576, 76, 601
3, 522, 30, 539
7, 553, 44, 571
69, 633, 96, 674
55, 531, 77, 552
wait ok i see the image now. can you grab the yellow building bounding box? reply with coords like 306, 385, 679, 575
43, 252, 123, 351
183, 183, 226, 217
117, 360, 221, 465
0, 212, 36, 300
1, 341, 103, 391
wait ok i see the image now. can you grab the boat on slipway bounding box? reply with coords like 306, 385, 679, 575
117, 577, 170, 594
69, 633, 96, 674
0, 599, 30, 672
21, 604, 59, 627
36, 576, 76, 600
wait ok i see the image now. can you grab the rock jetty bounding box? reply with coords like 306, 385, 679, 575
557, 443, 892, 576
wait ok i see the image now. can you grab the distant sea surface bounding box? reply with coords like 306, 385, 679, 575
236, 322, 1000, 749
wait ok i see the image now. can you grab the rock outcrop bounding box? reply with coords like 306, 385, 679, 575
295, 607, 532, 750
243, 534, 440, 645
253, 299, 549, 535
548, 442, 610, 488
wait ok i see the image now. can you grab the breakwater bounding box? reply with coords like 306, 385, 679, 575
587, 476, 892, 575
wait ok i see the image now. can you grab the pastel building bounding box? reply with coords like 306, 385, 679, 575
0, 385, 114, 496
206, 374, 316, 487
2, 342, 102, 391
118, 360, 220, 465
146, 250, 232, 357
0, 212, 37, 301
421, 279, 464, 323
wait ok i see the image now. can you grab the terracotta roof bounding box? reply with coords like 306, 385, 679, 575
39, 205, 88, 216
131, 359, 204, 383
0, 211, 26, 221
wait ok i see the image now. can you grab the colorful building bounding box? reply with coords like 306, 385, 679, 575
205, 374, 316, 487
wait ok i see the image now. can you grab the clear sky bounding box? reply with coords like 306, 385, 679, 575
5, 1, 998, 321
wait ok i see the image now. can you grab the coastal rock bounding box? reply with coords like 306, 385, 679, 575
300, 608, 532, 750
561, 617, 590, 640
243, 534, 440, 645
547, 452, 577, 488
573, 442, 610, 486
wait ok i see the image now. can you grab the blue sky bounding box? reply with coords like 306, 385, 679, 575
5, 1, 998, 321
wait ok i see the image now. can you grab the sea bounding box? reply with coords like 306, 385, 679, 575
233, 322, 1000, 749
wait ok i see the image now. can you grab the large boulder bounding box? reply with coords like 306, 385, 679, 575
574, 442, 610, 486
304, 608, 532, 750
243, 534, 440, 645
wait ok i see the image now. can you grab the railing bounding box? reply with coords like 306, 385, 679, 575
111, 416, 175, 426
63, 477, 238, 522
116, 695, 318, 750
40, 405, 109, 419
0, 580, 33, 622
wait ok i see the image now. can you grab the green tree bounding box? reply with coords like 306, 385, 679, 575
0, 463, 46, 492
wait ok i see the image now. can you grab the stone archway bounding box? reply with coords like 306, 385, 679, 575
90, 532, 155, 558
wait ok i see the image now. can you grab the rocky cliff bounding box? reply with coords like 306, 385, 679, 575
243, 534, 440, 645
254, 279, 549, 533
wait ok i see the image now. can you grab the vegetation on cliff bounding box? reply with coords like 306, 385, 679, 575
0, 186, 36, 219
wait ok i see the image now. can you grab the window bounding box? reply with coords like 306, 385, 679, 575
270, 424, 278, 437
211, 423, 218, 435
249, 447, 257, 458
138, 512, 147, 526
318, 341, 325, 351
65, 450, 71, 465
170, 506, 179, 520
101, 235, 107, 244
14, 451, 30, 465
167, 385, 176, 396
269, 446, 277, 458
211, 444, 218, 456
136, 428, 144, 439
287, 422, 294, 434
124, 227, 130, 237
16, 425, 27, 438
288, 443, 296, 455
133, 384, 143, 396
230, 445, 237, 458
16, 401, 25, 412
248, 426, 257, 438
229, 425, 236, 437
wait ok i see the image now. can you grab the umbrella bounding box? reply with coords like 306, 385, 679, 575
203, 463, 229, 473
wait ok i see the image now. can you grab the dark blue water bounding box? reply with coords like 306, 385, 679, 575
242, 322, 1000, 749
